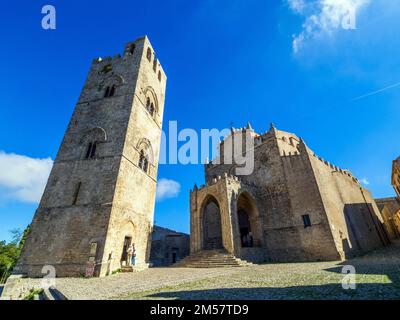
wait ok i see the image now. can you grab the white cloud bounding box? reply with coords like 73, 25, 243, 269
0, 151, 53, 203
361, 177, 370, 186
288, 0, 306, 13
156, 178, 181, 202
287, 0, 371, 53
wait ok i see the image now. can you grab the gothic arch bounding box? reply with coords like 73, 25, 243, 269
102, 74, 125, 87
236, 191, 263, 248
136, 138, 154, 165
80, 127, 107, 144
80, 127, 107, 159
143, 86, 159, 115
200, 194, 223, 250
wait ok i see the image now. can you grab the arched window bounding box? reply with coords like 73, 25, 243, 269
85, 141, 97, 159
104, 86, 110, 98
109, 85, 115, 97
146, 48, 152, 62
146, 96, 155, 117
104, 85, 116, 98
153, 59, 157, 72
138, 150, 149, 172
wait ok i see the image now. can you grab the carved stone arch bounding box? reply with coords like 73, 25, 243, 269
80, 127, 107, 144
236, 190, 263, 248
102, 74, 125, 87
200, 194, 223, 250
136, 138, 154, 165
143, 86, 159, 114
120, 219, 137, 238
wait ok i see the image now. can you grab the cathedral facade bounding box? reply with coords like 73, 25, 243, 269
190, 124, 390, 263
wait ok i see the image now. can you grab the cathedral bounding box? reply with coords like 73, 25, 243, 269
188, 124, 389, 264
14, 37, 390, 277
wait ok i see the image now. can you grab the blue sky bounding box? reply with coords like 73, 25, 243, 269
0, 0, 399, 242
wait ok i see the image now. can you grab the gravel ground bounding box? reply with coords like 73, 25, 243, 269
18, 241, 400, 300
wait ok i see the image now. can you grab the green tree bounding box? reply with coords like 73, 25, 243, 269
0, 225, 30, 283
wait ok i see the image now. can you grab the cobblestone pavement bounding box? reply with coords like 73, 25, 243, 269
48, 241, 400, 300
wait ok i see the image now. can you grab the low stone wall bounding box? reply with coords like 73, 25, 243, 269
0, 275, 48, 300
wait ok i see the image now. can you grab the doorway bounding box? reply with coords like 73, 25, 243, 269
202, 196, 223, 250
121, 236, 132, 264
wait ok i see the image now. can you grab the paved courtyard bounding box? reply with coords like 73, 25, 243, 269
5, 241, 400, 300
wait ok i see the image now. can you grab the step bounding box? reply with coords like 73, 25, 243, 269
174, 250, 253, 268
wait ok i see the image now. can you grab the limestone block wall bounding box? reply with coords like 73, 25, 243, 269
392, 157, 400, 198
308, 146, 388, 258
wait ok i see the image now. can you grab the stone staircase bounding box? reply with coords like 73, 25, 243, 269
121, 266, 134, 273
173, 250, 253, 268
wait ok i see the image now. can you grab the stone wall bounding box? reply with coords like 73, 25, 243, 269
149, 226, 189, 266
376, 197, 400, 240
393, 157, 400, 198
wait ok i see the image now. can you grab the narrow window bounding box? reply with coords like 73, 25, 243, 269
302, 214, 311, 228
146, 48, 152, 62
90, 142, 97, 158
158, 71, 161, 82
72, 182, 81, 205
104, 86, 110, 98
85, 142, 93, 159
85, 142, 97, 159
139, 150, 148, 173
109, 85, 115, 97
149, 103, 154, 116
146, 97, 150, 109
153, 59, 157, 72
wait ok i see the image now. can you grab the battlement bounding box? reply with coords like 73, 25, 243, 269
191, 173, 240, 193
91, 36, 166, 83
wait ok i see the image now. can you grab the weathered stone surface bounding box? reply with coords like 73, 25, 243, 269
393, 156, 400, 198
14, 36, 167, 278
149, 226, 189, 266
376, 197, 400, 240
190, 125, 390, 263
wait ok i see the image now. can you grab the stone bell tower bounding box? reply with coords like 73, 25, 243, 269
15, 36, 167, 277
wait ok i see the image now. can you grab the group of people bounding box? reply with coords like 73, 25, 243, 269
126, 243, 136, 266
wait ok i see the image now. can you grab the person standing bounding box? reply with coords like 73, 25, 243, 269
126, 244, 134, 266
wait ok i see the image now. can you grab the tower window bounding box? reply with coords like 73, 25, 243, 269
128, 44, 135, 55
146, 97, 155, 117
149, 103, 154, 116
72, 182, 81, 205
85, 142, 97, 159
302, 214, 311, 228
153, 59, 157, 72
158, 71, 161, 82
147, 48, 152, 62
138, 150, 149, 173
104, 85, 116, 98
104, 87, 110, 98
109, 85, 115, 97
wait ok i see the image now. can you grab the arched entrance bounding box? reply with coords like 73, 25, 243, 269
237, 192, 262, 248
238, 209, 253, 247
202, 196, 223, 250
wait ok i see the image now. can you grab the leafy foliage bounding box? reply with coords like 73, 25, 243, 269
0, 225, 30, 283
